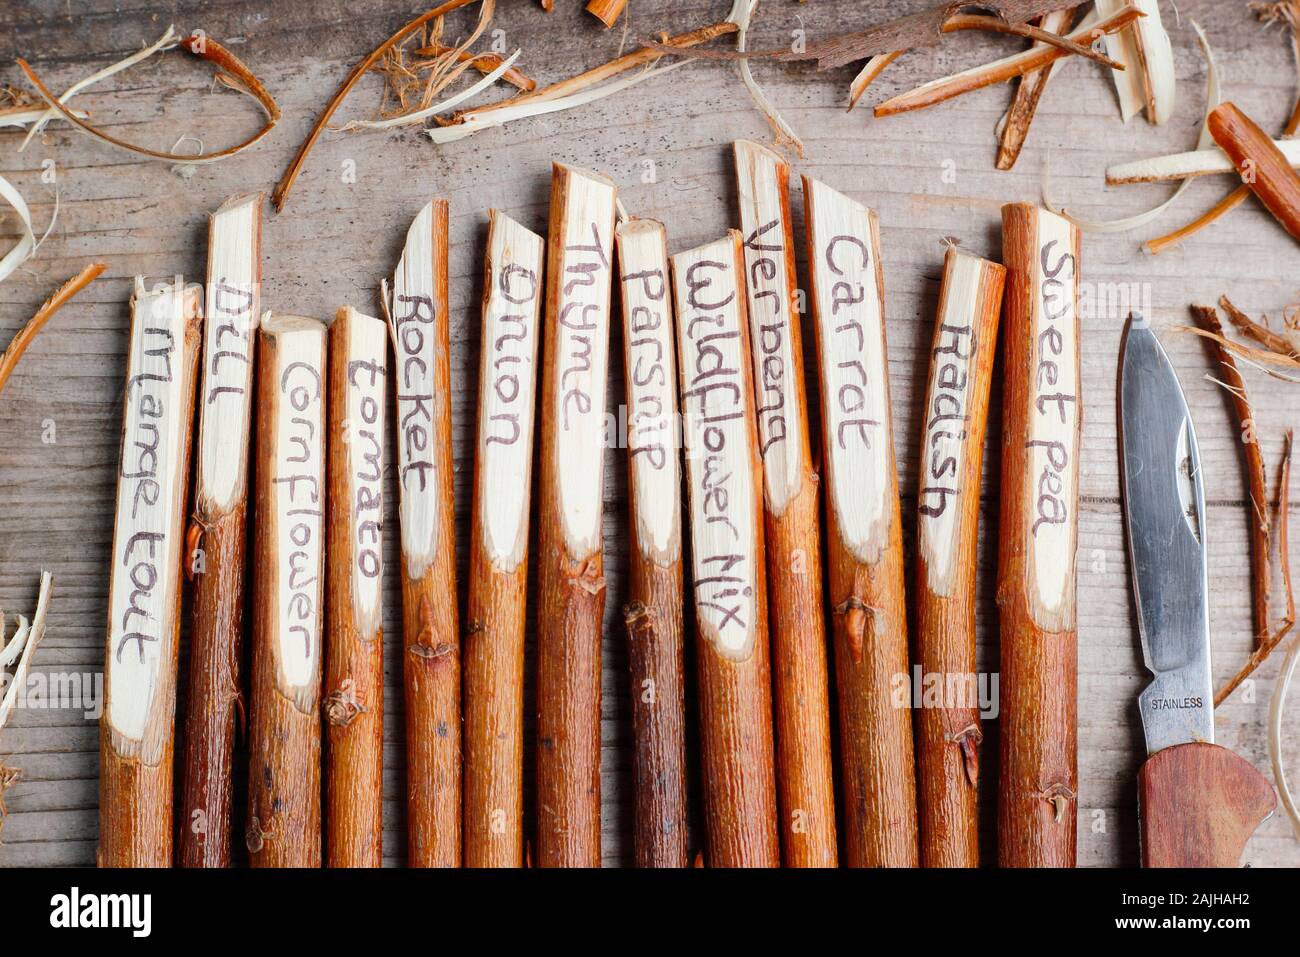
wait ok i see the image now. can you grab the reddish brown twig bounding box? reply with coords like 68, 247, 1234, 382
996, 8, 1077, 170
1208, 102, 1300, 245
0, 263, 106, 395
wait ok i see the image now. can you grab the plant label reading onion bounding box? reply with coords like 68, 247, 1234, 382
477, 210, 544, 570
803, 178, 889, 566
733, 140, 806, 515
616, 218, 681, 565
673, 234, 760, 661
106, 278, 201, 754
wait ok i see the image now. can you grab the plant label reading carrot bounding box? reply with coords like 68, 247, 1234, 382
675, 241, 759, 660
477, 214, 544, 569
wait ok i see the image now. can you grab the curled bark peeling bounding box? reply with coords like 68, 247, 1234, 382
995, 8, 1077, 170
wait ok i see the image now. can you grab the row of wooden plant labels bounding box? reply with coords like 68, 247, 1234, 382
101, 139, 1080, 869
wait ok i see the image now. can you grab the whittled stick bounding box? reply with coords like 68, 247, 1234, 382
913, 247, 1005, 868
247, 315, 328, 868
802, 177, 917, 868
1208, 102, 1300, 245
180, 193, 262, 868
997, 203, 1081, 868
733, 140, 837, 868
614, 218, 689, 868
536, 163, 618, 867
387, 200, 461, 867
671, 232, 779, 868
99, 278, 201, 868
325, 306, 387, 867
463, 210, 545, 867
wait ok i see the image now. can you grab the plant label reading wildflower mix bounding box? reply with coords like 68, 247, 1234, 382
477, 211, 544, 570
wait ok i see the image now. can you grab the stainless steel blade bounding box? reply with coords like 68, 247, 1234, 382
1118, 314, 1214, 754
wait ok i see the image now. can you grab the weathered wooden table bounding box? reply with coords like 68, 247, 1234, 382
1, 0, 1297, 867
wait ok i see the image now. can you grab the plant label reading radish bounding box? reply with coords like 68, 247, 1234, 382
673, 236, 759, 661
617, 220, 681, 564
107, 279, 197, 753
477, 212, 544, 570
804, 181, 889, 566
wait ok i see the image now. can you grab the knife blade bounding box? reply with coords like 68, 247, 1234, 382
1118, 313, 1276, 868
1118, 313, 1214, 755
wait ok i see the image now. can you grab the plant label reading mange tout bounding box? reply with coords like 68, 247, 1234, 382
106, 278, 200, 760
476, 210, 544, 570
673, 234, 760, 662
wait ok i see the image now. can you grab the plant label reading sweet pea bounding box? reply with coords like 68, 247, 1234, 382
477, 211, 544, 570
673, 236, 759, 660
271, 326, 326, 693
551, 172, 616, 557
735, 141, 805, 514
107, 279, 198, 752
804, 181, 889, 566
1026, 216, 1080, 623
617, 219, 681, 564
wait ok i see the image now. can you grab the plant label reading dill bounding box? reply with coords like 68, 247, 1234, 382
804, 180, 889, 566
477, 211, 544, 569
339, 310, 386, 635
551, 169, 616, 557
673, 236, 759, 660
106, 279, 199, 752
270, 324, 326, 693
197, 193, 261, 513
734, 140, 804, 513
1025, 214, 1080, 620
617, 219, 681, 564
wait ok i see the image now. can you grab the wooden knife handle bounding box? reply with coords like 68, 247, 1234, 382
1138, 742, 1275, 867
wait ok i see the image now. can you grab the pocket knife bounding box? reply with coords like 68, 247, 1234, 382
1118, 314, 1276, 867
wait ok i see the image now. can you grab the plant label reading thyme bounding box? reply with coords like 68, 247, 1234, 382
477, 210, 544, 570
268, 319, 327, 696
672, 234, 759, 661
1025, 212, 1080, 626
919, 251, 1001, 596
803, 179, 889, 566
106, 278, 200, 757
616, 219, 681, 565
550, 167, 617, 557
197, 193, 261, 513
339, 309, 387, 638
734, 140, 805, 514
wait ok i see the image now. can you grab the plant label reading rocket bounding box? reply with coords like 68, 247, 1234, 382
617, 219, 681, 565
673, 234, 760, 661
733, 140, 806, 514
476, 210, 544, 569
551, 168, 617, 558
106, 278, 200, 759
268, 320, 326, 700
803, 179, 889, 566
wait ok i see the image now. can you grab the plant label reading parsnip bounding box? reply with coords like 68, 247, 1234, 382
1025, 213, 1080, 627
269, 320, 327, 696
390, 201, 448, 578
673, 235, 759, 661
551, 167, 617, 557
803, 180, 889, 566
734, 140, 805, 514
339, 309, 387, 638
107, 278, 199, 754
477, 211, 544, 570
617, 219, 681, 564
197, 193, 261, 513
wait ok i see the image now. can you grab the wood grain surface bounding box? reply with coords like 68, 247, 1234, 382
0, 0, 1298, 867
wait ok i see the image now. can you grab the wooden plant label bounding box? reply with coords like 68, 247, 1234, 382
106, 277, 201, 760
672, 232, 760, 661
803, 178, 889, 566
266, 317, 327, 703
734, 140, 806, 515
616, 218, 680, 565
196, 192, 261, 514
548, 164, 617, 558
476, 209, 544, 570
919, 249, 1005, 597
